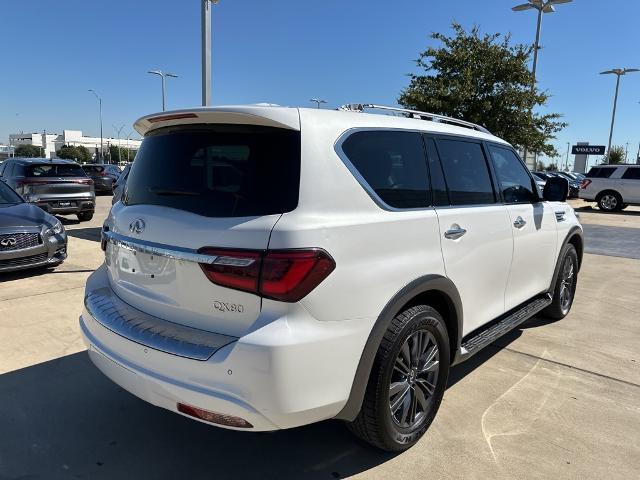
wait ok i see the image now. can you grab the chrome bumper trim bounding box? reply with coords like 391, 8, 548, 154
85, 287, 237, 361
103, 230, 218, 265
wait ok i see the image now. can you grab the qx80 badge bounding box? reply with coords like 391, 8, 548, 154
214, 301, 245, 313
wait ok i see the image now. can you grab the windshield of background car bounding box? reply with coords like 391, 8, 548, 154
0, 181, 23, 204
26, 164, 86, 177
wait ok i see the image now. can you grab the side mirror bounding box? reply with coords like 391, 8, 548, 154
543, 176, 569, 202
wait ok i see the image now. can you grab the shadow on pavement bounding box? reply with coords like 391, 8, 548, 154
0, 352, 397, 480
574, 205, 640, 217
66, 227, 102, 242
0, 313, 549, 479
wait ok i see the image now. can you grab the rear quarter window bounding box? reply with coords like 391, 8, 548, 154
124, 125, 301, 218
621, 168, 640, 180
340, 130, 430, 209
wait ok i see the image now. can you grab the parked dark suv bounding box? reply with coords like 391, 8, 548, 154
0, 158, 96, 222
82, 164, 121, 193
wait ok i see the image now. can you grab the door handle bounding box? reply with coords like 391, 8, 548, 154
444, 225, 467, 240
513, 216, 527, 229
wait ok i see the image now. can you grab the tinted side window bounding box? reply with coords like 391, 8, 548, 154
586, 167, 615, 178
489, 146, 536, 203
622, 168, 640, 180
435, 139, 496, 205
342, 130, 430, 209
424, 137, 449, 206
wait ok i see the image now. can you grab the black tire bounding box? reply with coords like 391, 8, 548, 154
543, 244, 578, 320
77, 211, 94, 222
347, 305, 450, 451
597, 191, 623, 212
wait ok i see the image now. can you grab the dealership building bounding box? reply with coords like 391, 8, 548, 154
7, 130, 141, 161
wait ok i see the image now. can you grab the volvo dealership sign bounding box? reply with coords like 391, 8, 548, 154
571, 145, 606, 155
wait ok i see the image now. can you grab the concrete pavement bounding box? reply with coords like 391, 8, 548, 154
0, 196, 638, 479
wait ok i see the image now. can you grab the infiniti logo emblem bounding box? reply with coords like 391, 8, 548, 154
129, 219, 146, 235
0, 238, 17, 247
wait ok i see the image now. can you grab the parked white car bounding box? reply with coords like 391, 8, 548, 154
80, 104, 583, 451
579, 164, 640, 211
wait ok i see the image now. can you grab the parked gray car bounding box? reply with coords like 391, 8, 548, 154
0, 180, 67, 273
0, 158, 96, 221
111, 163, 131, 205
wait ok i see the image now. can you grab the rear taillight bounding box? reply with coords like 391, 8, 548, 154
580, 179, 592, 189
198, 248, 336, 302
199, 249, 262, 294
75, 178, 94, 185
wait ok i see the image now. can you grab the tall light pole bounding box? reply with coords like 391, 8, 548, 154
124, 131, 133, 163
600, 68, 639, 163
565, 141, 570, 170
310, 98, 327, 109
88, 89, 103, 162
512, 0, 573, 169
148, 70, 178, 111
113, 124, 125, 164
202, 0, 220, 106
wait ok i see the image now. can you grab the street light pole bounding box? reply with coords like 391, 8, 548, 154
202, 1, 219, 106
148, 70, 179, 111
565, 141, 570, 170
600, 68, 639, 163
512, 0, 573, 169
310, 98, 327, 109
88, 89, 103, 162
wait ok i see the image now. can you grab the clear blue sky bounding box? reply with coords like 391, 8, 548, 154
1, 0, 639, 164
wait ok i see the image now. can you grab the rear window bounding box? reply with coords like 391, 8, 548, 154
124, 125, 300, 217
586, 167, 616, 178
26, 164, 86, 177
83, 165, 105, 173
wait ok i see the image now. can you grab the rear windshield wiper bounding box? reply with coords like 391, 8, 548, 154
149, 188, 201, 197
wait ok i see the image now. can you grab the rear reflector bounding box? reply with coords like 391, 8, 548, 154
148, 113, 198, 123
198, 248, 336, 303
580, 179, 592, 189
177, 403, 253, 428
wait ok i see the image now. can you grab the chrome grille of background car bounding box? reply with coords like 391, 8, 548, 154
0, 233, 42, 252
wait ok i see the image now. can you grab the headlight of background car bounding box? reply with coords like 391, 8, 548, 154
46, 220, 64, 236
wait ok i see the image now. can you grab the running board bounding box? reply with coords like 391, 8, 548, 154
459, 294, 552, 360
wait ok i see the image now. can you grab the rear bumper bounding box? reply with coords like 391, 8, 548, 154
80, 265, 371, 431
578, 190, 596, 201
33, 198, 95, 214
93, 178, 114, 191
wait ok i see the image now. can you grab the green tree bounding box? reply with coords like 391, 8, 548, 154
398, 23, 567, 157
607, 145, 625, 165
56, 145, 91, 162
14, 144, 42, 158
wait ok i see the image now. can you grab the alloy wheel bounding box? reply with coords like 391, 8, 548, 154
559, 257, 575, 313
389, 330, 439, 429
601, 194, 617, 211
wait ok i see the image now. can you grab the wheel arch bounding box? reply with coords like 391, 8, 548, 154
548, 226, 584, 293
334, 274, 462, 422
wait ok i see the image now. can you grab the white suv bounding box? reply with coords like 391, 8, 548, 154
80, 104, 583, 451
579, 164, 640, 211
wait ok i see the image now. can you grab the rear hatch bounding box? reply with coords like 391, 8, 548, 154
106, 121, 301, 337
22, 163, 94, 200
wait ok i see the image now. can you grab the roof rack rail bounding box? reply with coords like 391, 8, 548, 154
337, 103, 491, 135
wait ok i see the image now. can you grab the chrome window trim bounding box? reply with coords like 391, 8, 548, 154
103, 230, 218, 265
85, 287, 237, 361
